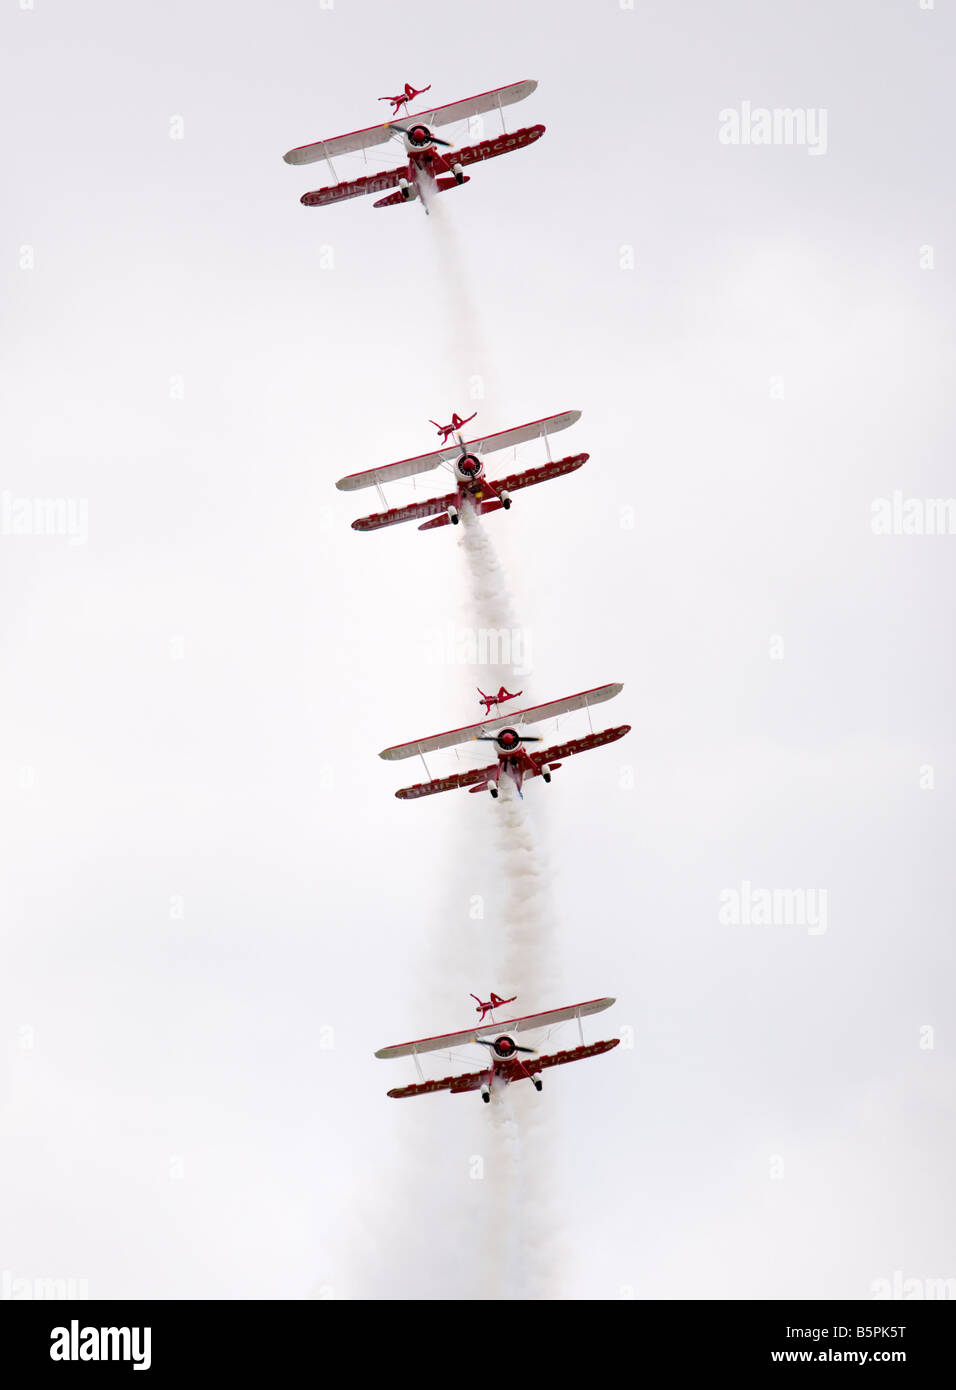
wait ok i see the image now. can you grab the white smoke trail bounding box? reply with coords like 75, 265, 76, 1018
337, 184, 560, 1301
421, 176, 504, 409
455, 504, 566, 1298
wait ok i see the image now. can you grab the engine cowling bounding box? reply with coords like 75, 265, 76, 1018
490, 1035, 518, 1059
455, 453, 483, 482
405, 123, 435, 148
493, 727, 523, 755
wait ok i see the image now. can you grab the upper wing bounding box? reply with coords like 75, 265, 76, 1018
399, 80, 538, 131
284, 123, 394, 166
336, 444, 460, 494
459, 410, 580, 459
375, 997, 616, 1059
498, 1038, 620, 1082
300, 166, 406, 208
336, 411, 581, 494
387, 1070, 485, 1099
393, 763, 496, 801
284, 80, 537, 166
379, 683, 624, 761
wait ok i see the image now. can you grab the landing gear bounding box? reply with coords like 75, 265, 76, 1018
447, 504, 459, 525
452, 162, 465, 185
398, 177, 412, 201
489, 786, 499, 799
542, 771, 552, 783
481, 1085, 491, 1103
533, 1078, 543, 1093
499, 489, 512, 510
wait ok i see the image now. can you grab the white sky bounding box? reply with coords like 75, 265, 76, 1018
1, 0, 954, 1299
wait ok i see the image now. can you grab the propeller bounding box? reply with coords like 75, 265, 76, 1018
476, 1037, 536, 1055
476, 734, 542, 742
389, 122, 453, 148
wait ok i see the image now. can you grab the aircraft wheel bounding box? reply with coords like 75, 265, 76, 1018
490, 787, 499, 799
502, 498, 511, 510
534, 1079, 543, 1092
482, 1091, 491, 1104
542, 772, 551, 783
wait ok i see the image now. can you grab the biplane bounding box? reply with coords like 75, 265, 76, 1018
376, 997, 619, 1103
283, 80, 544, 211
477, 686, 522, 717
336, 411, 588, 532
380, 683, 630, 800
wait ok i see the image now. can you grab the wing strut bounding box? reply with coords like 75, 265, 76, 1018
575, 1007, 585, 1045
325, 151, 339, 183
417, 745, 432, 779
412, 1046, 424, 1082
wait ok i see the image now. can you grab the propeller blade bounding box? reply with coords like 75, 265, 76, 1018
476, 735, 543, 742
388, 122, 452, 148
475, 1038, 537, 1055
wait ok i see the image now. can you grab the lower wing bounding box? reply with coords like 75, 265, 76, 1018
498, 1038, 620, 1082
388, 1070, 485, 1099
531, 725, 631, 772
394, 763, 497, 800
454, 124, 545, 169
416, 454, 588, 532
352, 492, 455, 532
495, 452, 589, 493
300, 166, 406, 207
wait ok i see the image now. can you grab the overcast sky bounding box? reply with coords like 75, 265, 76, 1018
2, 0, 954, 1300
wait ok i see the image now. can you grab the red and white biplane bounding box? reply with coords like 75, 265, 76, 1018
380, 683, 630, 800
284, 80, 544, 212
337, 411, 588, 532
376, 996, 619, 1103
